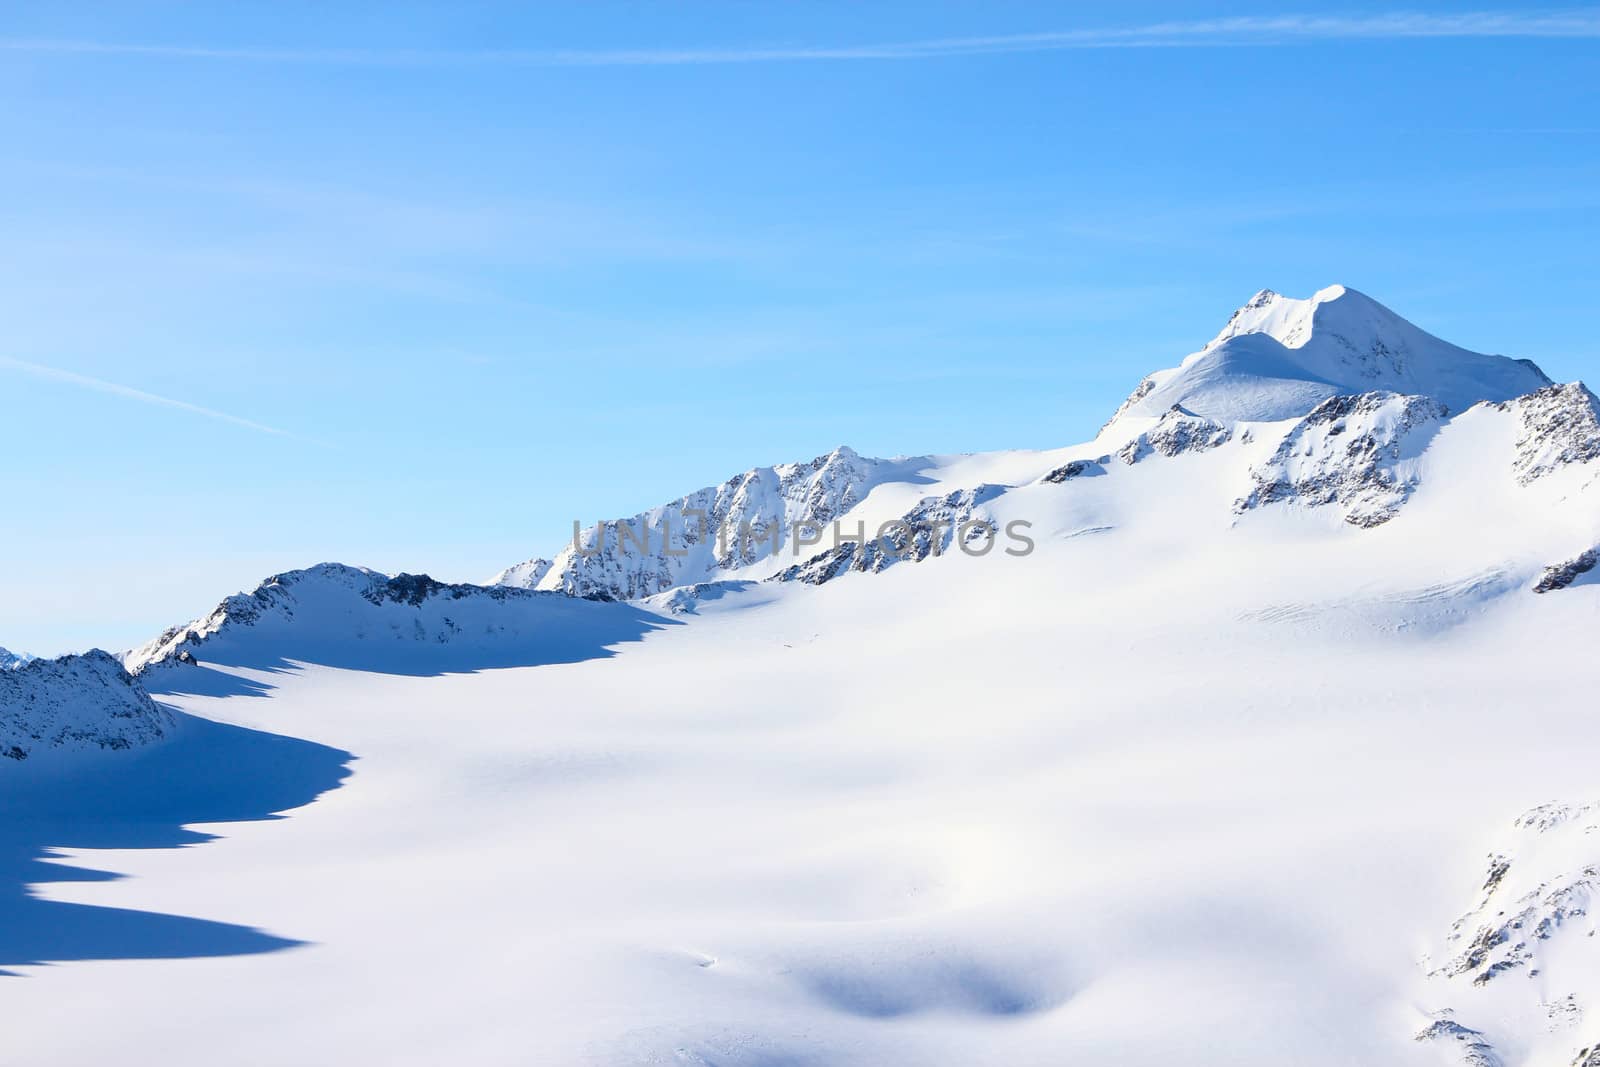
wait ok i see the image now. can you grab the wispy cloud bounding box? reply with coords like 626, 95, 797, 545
0, 356, 296, 438
2, 11, 1598, 66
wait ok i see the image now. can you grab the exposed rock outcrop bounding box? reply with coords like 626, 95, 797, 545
1534, 549, 1599, 594
1235, 392, 1447, 527
1117, 406, 1232, 464
774, 485, 1010, 587
1500, 382, 1600, 485
0, 650, 172, 760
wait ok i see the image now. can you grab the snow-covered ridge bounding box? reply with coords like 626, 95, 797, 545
489, 557, 552, 590
125, 562, 623, 677
0, 649, 172, 760
485, 286, 1589, 605
496, 373, 1600, 604
493, 446, 922, 599
1107, 285, 1550, 427
0, 646, 33, 670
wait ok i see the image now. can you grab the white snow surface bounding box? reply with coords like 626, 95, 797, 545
6, 287, 1600, 1065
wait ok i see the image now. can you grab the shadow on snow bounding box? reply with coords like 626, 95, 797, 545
0, 713, 353, 974
0, 593, 671, 972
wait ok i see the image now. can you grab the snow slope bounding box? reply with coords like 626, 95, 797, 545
5, 285, 1600, 1066
8, 442, 1600, 1065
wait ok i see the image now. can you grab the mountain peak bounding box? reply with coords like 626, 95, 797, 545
1206, 283, 1386, 353
1108, 285, 1551, 428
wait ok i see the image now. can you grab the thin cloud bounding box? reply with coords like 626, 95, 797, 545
0, 356, 297, 438
1, 11, 1598, 66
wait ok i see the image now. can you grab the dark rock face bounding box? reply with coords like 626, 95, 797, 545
360, 571, 522, 608
1533, 549, 1599, 594
775, 542, 874, 587
1501, 383, 1600, 485
1413, 1018, 1501, 1067
0, 650, 172, 760
1235, 392, 1446, 528
1117, 406, 1232, 465
774, 485, 1008, 587
1041, 459, 1105, 484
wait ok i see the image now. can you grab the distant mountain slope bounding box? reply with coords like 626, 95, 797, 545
124, 562, 665, 685
1105, 285, 1550, 426
0, 650, 172, 760
493, 446, 932, 599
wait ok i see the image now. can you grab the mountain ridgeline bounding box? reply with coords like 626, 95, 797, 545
491, 284, 1595, 599
6, 284, 1599, 759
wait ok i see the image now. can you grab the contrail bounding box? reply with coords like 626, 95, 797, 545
1, 11, 1598, 67
0, 356, 297, 438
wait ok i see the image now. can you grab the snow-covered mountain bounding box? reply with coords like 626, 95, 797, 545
1105, 284, 1550, 426
0, 649, 172, 760
10, 284, 1600, 1067
0, 645, 33, 670
126, 561, 664, 685
20, 282, 1597, 761
489, 285, 1594, 600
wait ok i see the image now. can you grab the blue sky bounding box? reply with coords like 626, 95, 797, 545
3, 2, 1598, 654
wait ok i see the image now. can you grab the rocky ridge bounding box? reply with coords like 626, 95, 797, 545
494, 446, 899, 600
124, 562, 602, 677
1234, 392, 1448, 527
0, 649, 172, 760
